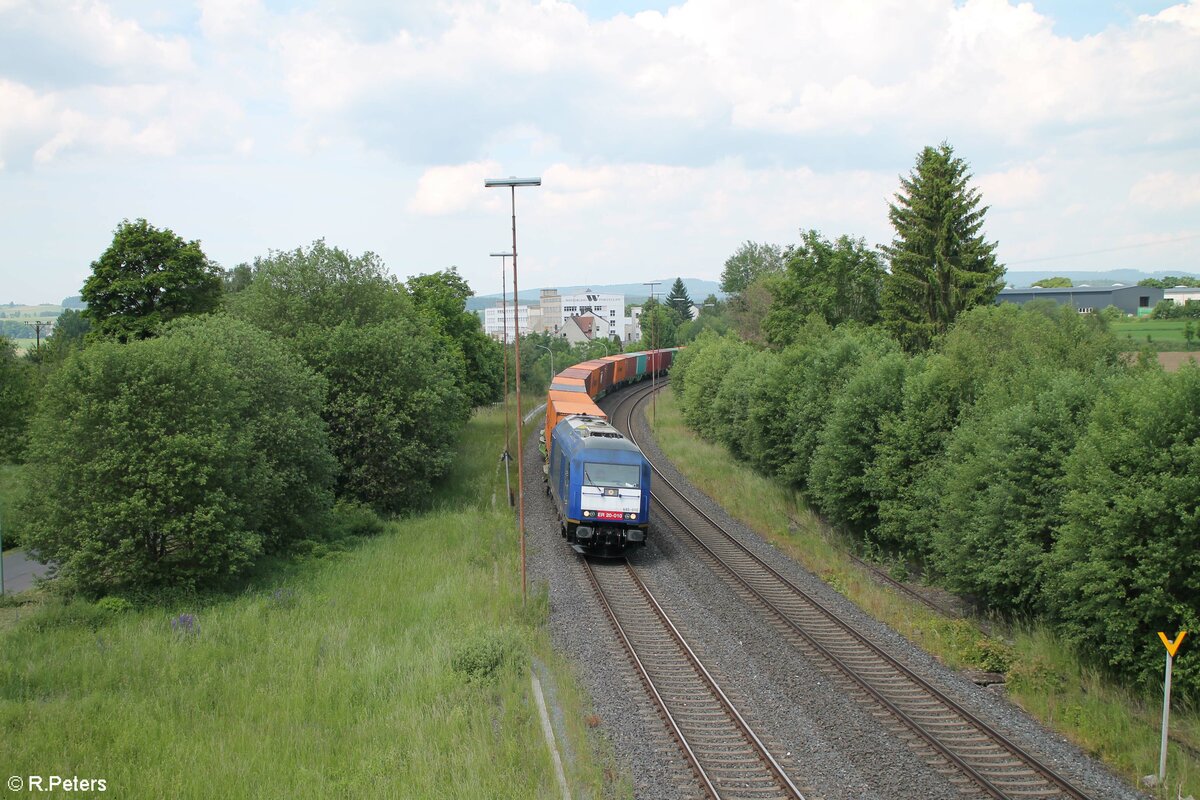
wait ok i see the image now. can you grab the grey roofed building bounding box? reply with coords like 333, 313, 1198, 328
996, 285, 1163, 316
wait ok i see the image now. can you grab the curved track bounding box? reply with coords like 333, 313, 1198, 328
584, 557, 805, 800
609, 380, 1093, 800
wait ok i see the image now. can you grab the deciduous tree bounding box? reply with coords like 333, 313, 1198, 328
82, 219, 223, 343
407, 269, 502, 407
1031, 276, 1072, 288
719, 241, 785, 295
227, 241, 472, 513
763, 230, 885, 345
0, 336, 35, 461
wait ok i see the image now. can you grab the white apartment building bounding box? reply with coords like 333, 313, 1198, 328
559, 291, 624, 333
539, 289, 562, 332
483, 303, 531, 342
623, 306, 642, 342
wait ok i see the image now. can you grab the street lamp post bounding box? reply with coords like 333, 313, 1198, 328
490, 251, 514, 506
644, 281, 661, 423
485, 176, 541, 604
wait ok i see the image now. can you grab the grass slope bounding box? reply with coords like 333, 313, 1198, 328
0, 404, 622, 799
649, 389, 1199, 798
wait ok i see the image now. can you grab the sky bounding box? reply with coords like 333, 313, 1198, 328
1, 0, 1198, 303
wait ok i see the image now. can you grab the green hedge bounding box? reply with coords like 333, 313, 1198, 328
672, 304, 1199, 698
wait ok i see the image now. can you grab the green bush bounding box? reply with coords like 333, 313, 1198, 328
328, 499, 385, 540
19, 316, 335, 596
451, 630, 524, 683
228, 241, 472, 514
1048, 366, 1200, 698
95, 596, 133, 616
931, 372, 1099, 614
809, 351, 910, 536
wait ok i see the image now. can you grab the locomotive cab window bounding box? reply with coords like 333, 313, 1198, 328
582, 463, 640, 488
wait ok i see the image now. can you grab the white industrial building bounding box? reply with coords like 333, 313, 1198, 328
1166, 286, 1200, 304
483, 303, 531, 342
558, 291, 624, 333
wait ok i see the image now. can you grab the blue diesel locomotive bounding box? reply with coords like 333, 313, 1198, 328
547, 415, 651, 555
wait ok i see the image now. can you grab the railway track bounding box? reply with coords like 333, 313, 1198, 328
609, 381, 1094, 800
583, 557, 805, 800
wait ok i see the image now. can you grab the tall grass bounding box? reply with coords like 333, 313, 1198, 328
650, 390, 1198, 797
0, 404, 622, 799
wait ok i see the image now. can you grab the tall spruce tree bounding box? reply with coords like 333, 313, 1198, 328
666, 277, 694, 319
881, 143, 1004, 351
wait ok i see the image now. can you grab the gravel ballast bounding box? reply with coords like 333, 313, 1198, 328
523, 388, 1147, 800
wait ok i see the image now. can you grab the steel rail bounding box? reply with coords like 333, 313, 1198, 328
610, 381, 1093, 800
583, 556, 805, 800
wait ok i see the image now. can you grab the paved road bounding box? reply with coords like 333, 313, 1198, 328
1, 549, 50, 594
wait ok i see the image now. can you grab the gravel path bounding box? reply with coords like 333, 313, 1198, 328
524, 389, 1147, 800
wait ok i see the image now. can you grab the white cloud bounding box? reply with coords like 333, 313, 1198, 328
1129, 171, 1200, 209
2, 0, 1200, 303
0, 0, 192, 80
408, 160, 503, 215
977, 164, 1048, 208
198, 0, 267, 42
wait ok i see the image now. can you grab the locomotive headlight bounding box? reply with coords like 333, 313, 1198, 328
582, 510, 592, 517
625, 513, 637, 520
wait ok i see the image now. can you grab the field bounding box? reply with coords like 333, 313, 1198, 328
649, 389, 1200, 798
1, 304, 64, 351
0, 405, 621, 799
1111, 317, 1197, 350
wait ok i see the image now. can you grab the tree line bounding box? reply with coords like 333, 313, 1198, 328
2, 222, 503, 597
672, 142, 1200, 699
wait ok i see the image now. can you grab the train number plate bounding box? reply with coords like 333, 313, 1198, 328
594, 510, 625, 521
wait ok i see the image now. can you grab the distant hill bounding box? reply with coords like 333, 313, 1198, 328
1004, 269, 1200, 288
467, 278, 722, 311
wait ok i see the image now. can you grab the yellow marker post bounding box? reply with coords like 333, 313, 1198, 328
1158, 631, 1187, 783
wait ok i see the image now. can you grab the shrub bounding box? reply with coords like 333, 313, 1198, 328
228, 242, 472, 513
1047, 366, 1200, 698
809, 350, 910, 536
451, 630, 524, 683
930, 372, 1099, 614
19, 316, 335, 596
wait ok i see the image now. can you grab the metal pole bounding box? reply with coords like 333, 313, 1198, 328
643, 282, 661, 424
491, 251, 515, 506
1160, 651, 1174, 782
500, 255, 512, 506
511, 185, 527, 604
485, 176, 540, 604
502, 255, 509, 448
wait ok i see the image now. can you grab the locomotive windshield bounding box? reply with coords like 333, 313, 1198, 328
582, 463, 640, 489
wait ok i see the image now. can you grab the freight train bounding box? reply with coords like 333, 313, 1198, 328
543, 349, 678, 555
